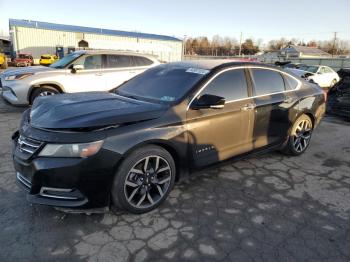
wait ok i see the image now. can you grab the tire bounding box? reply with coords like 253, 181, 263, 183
282, 114, 313, 156
29, 86, 60, 104
111, 145, 176, 214
330, 79, 337, 88
1, 62, 7, 69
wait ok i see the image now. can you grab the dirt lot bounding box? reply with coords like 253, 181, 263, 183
0, 98, 350, 262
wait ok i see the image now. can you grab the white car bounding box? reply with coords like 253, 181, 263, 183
286, 65, 340, 88
0, 50, 159, 105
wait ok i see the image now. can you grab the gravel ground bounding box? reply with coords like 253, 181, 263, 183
0, 97, 350, 262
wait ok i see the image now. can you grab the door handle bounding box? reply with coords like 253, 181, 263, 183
240, 103, 255, 111
284, 96, 294, 103
129, 71, 136, 74
95, 72, 103, 76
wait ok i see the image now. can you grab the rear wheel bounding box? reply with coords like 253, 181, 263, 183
111, 145, 176, 214
1, 62, 7, 69
330, 79, 337, 88
29, 86, 60, 104
283, 114, 313, 156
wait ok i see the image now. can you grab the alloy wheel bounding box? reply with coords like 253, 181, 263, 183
123, 155, 172, 209
39, 91, 56, 97
292, 119, 312, 153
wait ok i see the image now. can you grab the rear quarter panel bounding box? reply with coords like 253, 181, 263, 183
296, 82, 325, 128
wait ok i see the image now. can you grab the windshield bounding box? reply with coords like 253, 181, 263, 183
50, 53, 82, 69
115, 64, 209, 103
299, 65, 319, 73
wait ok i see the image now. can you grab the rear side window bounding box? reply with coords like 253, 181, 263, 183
106, 55, 133, 68
325, 67, 334, 73
202, 69, 248, 101
133, 56, 153, 66
251, 69, 285, 95
284, 74, 299, 90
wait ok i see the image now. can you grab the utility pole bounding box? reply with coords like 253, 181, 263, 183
332, 32, 337, 57
239, 32, 243, 57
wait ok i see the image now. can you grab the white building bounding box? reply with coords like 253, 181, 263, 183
9, 19, 183, 62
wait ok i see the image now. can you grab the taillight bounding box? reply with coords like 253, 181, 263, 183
323, 90, 328, 102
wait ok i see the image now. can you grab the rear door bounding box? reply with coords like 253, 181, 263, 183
315, 67, 330, 87
103, 55, 136, 90
249, 68, 297, 149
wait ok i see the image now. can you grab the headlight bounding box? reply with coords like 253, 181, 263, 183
5, 73, 34, 81
38, 140, 104, 158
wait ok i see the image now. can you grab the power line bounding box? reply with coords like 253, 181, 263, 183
332, 32, 337, 57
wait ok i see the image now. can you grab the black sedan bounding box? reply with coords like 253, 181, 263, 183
327, 68, 350, 119
12, 61, 326, 214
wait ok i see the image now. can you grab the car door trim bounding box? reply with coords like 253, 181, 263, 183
187, 66, 302, 110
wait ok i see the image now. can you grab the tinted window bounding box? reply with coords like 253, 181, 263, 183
106, 55, 133, 68
133, 56, 153, 66
74, 55, 102, 70
284, 74, 299, 90
319, 67, 326, 74
251, 69, 285, 95
201, 69, 248, 101
116, 65, 208, 103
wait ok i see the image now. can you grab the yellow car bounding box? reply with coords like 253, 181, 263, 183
39, 54, 59, 66
0, 53, 8, 69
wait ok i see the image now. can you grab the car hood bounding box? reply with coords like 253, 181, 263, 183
29, 92, 166, 130
1, 66, 55, 76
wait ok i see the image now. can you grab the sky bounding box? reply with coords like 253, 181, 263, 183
0, 0, 349, 45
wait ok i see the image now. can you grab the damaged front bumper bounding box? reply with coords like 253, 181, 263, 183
12, 130, 122, 209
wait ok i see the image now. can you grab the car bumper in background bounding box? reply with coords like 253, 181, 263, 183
1, 80, 30, 105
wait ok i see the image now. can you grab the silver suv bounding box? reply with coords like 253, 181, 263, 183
0, 50, 159, 105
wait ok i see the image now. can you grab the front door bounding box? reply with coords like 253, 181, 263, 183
63, 54, 105, 93
186, 68, 254, 167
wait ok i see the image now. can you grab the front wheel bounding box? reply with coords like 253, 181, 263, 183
282, 114, 313, 156
111, 145, 176, 214
29, 86, 59, 104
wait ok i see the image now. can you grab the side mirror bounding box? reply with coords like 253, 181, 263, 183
191, 94, 225, 110
71, 64, 84, 73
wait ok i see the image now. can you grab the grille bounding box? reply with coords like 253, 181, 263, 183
17, 135, 42, 156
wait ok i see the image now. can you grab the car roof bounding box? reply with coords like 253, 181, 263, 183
73, 50, 157, 59
167, 60, 278, 71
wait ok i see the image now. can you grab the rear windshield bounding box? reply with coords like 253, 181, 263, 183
18, 54, 31, 59
116, 64, 209, 103
41, 55, 51, 59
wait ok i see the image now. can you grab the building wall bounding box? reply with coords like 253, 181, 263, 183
10, 26, 182, 62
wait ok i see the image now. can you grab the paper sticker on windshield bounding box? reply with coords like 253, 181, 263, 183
186, 68, 209, 75
161, 96, 175, 102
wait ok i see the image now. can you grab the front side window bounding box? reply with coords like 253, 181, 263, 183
251, 69, 285, 95
116, 64, 208, 103
200, 69, 248, 101
74, 55, 102, 70
318, 67, 326, 74
106, 55, 133, 68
